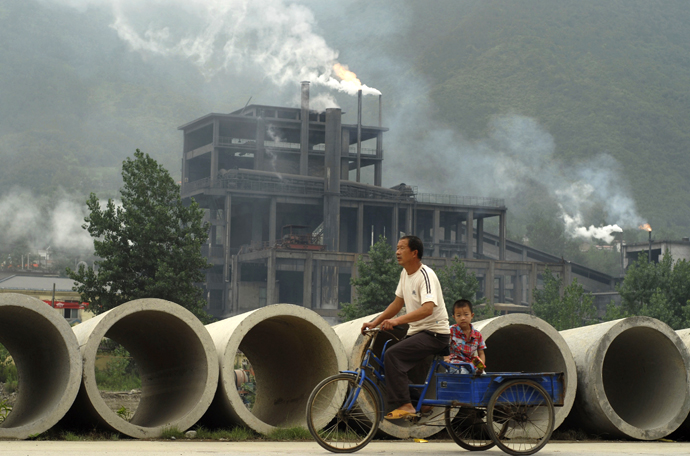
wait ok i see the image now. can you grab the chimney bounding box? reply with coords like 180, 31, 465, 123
356, 89, 362, 182
300, 81, 310, 175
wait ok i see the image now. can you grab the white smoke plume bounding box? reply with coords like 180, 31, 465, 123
0, 189, 93, 253
77, 0, 381, 96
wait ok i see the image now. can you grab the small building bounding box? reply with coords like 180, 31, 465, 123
0, 275, 92, 324
622, 238, 690, 268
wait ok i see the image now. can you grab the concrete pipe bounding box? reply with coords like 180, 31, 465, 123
203, 304, 348, 435
333, 313, 442, 440
0, 293, 82, 440
561, 317, 690, 440
65, 299, 218, 438
473, 314, 577, 430
667, 328, 690, 438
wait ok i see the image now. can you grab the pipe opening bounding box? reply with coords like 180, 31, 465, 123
233, 351, 255, 411
0, 306, 72, 430
95, 339, 141, 420
100, 310, 211, 428
237, 315, 341, 427
602, 327, 686, 429
482, 324, 567, 375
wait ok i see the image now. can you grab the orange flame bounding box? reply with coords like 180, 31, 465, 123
638, 223, 652, 232
333, 63, 362, 90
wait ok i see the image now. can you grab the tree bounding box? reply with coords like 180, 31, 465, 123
532, 267, 597, 330
339, 236, 401, 321
614, 252, 690, 329
435, 257, 493, 320
68, 150, 212, 322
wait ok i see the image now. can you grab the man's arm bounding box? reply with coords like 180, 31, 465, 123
381, 301, 434, 330
360, 296, 405, 333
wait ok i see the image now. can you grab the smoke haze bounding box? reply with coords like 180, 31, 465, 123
8, 0, 648, 250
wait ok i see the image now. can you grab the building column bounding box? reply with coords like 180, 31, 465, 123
374, 132, 383, 186
357, 202, 364, 254
303, 253, 313, 308
485, 261, 495, 306
513, 271, 523, 305
224, 195, 232, 282
267, 250, 277, 305
433, 209, 441, 257
231, 255, 240, 313
391, 205, 399, 247
528, 263, 537, 311
255, 113, 266, 171
210, 119, 219, 186
341, 129, 350, 180
477, 218, 484, 257
269, 197, 277, 245
405, 205, 413, 235
465, 209, 474, 259
300, 81, 310, 176
499, 213, 506, 261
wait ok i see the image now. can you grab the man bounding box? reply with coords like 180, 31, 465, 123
361, 235, 450, 419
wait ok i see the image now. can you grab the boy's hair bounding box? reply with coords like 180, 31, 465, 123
400, 235, 424, 260
453, 299, 473, 314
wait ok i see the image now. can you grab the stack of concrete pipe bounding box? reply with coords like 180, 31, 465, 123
561, 317, 690, 440
4, 291, 690, 442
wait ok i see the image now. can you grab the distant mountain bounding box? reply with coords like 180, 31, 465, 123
2, 0, 689, 240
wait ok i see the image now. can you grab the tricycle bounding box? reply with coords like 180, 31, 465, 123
306, 328, 564, 455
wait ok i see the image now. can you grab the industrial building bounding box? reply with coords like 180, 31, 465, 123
179, 83, 614, 321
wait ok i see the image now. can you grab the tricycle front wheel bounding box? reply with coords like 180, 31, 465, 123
444, 406, 495, 451
306, 373, 381, 453
486, 380, 554, 455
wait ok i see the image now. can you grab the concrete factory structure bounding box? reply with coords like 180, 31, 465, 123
179, 83, 615, 320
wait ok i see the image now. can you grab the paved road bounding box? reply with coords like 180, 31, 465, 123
0, 441, 689, 456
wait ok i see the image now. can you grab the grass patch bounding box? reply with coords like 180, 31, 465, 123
193, 426, 258, 441
160, 427, 185, 439
265, 426, 312, 441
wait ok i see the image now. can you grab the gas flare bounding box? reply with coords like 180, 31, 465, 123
333, 63, 361, 88
323, 62, 381, 96
639, 223, 652, 232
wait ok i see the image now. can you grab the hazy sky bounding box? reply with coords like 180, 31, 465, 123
1, 0, 646, 250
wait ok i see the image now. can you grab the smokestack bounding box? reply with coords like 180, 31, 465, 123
378, 94, 382, 127
648, 229, 653, 262
356, 89, 362, 182
300, 81, 310, 176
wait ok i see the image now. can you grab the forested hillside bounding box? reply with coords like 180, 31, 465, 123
1, 0, 689, 273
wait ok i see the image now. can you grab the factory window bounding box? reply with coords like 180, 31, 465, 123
63, 309, 79, 320
277, 110, 297, 120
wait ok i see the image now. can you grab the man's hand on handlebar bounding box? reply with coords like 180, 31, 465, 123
361, 321, 377, 334
381, 318, 400, 331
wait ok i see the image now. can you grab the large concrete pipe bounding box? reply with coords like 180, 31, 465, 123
668, 328, 690, 438
203, 304, 348, 434
561, 317, 690, 440
334, 313, 442, 440
0, 293, 82, 440
64, 299, 218, 438
473, 314, 577, 430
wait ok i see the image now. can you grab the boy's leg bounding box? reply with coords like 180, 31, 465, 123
384, 332, 448, 409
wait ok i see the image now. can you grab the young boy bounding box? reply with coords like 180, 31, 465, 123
447, 299, 486, 373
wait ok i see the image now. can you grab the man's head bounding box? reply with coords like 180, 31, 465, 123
396, 236, 424, 269
453, 299, 474, 329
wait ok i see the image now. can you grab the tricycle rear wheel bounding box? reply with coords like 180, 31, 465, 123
444, 406, 495, 451
486, 379, 554, 455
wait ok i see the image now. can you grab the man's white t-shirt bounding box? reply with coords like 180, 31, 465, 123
395, 264, 450, 336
